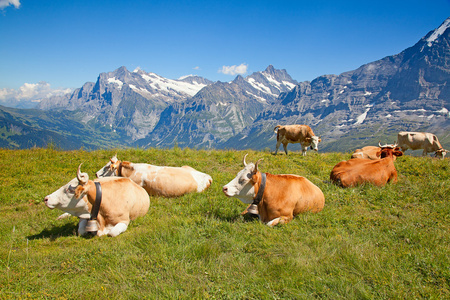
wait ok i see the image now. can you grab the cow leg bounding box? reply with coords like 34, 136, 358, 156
108, 223, 128, 237
422, 149, 428, 156
266, 216, 292, 227
57, 212, 71, 220
274, 140, 281, 155
283, 143, 289, 155
301, 145, 308, 156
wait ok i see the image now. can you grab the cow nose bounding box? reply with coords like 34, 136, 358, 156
44, 196, 48, 204
222, 186, 228, 193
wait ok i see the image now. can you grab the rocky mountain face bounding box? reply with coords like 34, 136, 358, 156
38, 66, 213, 141
3, 18, 450, 152
135, 65, 298, 148
224, 18, 450, 152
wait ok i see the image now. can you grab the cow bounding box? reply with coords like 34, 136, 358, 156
351, 146, 381, 160
222, 154, 325, 227
351, 144, 399, 161
96, 155, 212, 197
44, 164, 150, 237
330, 143, 403, 188
273, 124, 321, 156
397, 131, 448, 159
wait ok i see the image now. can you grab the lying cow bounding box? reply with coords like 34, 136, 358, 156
222, 154, 325, 227
330, 143, 403, 188
96, 155, 212, 197
44, 164, 149, 237
351, 144, 399, 161
273, 124, 321, 156
351, 146, 381, 160
397, 131, 448, 159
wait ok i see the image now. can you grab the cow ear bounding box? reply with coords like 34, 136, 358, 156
318, 137, 322, 142
305, 137, 312, 142
376, 150, 382, 157
394, 150, 403, 157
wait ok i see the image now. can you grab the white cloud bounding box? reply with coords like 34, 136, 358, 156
193, 66, 200, 70
0, 0, 21, 9
0, 82, 72, 105
218, 63, 248, 75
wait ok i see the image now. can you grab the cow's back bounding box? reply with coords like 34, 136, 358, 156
398, 132, 432, 150
330, 158, 396, 187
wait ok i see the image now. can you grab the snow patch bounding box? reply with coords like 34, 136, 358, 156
108, 77, 123, 90
355, 107, 371, 125
427, 18, 450, 47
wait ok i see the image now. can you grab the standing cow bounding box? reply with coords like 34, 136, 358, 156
397, 131, 448, 159
96, 155, 212, 197
222, 154, 325, 227
330, 143, 403, 188
273, 124, 321, 156
44, 164, 150, 237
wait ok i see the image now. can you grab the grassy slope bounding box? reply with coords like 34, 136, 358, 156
0, 148, 449, 299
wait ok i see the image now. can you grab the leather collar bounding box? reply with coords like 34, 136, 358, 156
252, 173, 266, 206
90, 182, 102, 220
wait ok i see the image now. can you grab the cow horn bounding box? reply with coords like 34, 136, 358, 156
243, 153, 248, 167
77, 163, 89, 185
254, 158, 263, 172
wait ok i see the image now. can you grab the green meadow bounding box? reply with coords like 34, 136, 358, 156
0, 147, 449, 299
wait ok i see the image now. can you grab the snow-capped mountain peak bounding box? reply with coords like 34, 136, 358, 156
426, 17, 450, 47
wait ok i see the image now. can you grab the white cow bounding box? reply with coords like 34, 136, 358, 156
96, 155, 212, 197
397, 131, 448, 159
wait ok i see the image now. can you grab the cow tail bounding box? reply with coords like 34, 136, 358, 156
273, 125, 281, 133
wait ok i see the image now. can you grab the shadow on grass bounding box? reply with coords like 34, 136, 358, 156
27, 223, 83, 241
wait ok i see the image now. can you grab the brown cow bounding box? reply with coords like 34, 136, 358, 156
330, 144, 403, 188
222, 154, 325, 227
273, 124, 321, 156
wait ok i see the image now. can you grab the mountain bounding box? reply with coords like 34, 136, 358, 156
134, 65, 298, 148
223, 18, 450, 152
2, 18, 450, 152
38, 66, 213, 141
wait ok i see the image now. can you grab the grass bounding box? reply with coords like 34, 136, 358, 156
0, 147, 449, 299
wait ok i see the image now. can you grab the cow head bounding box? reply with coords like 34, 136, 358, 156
307, 136, 322, 151
43, 176, 91, 219
222, 154, 262, 204
435, 149, 449, 160
377, 143, 403, 159
96, 154, 120, 178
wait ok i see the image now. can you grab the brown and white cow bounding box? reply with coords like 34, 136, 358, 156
397, 131, 448, 159
96, 155, 212, 197
330, 144, 403, 188
351, 144, 399, 161
351, 146, 382, 160
44, 165, 150, 237
222, 154, 325, 227
273, 124, 321, 156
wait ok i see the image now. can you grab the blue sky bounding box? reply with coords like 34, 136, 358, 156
0, 0, 449, 103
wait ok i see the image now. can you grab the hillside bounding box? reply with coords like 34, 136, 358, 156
0, 148, 449, 298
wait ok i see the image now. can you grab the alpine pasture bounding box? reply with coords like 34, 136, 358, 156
0, 147, 449, 299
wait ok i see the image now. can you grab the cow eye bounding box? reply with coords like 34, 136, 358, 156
66, 185, 76, 194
